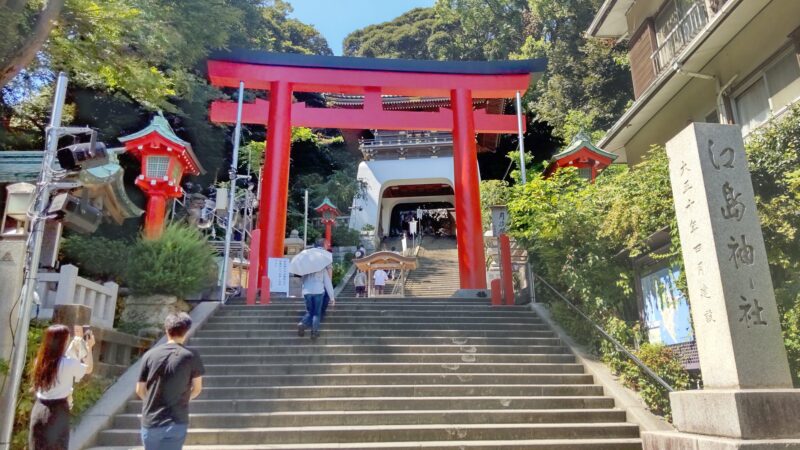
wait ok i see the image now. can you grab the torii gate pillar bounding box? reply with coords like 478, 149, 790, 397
255, 80, 293, 279
451, 88, 486, 289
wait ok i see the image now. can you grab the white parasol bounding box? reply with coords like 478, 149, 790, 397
289, 247, 333, 276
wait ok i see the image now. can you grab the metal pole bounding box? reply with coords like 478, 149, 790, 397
219, 81, 245, 303
0, 72, 68, 450
303, 189, 308, 247
515, 91, 527, 185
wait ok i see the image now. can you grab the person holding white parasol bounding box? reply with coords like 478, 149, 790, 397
290, 239, 335, 340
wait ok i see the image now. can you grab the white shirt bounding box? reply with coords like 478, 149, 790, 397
354, 272, 367, 287
301, 268, 335, 299
373, 270, 388, 286
37, 356, 87, 400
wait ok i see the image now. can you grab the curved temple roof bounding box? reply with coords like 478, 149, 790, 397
209, 50, 546, 76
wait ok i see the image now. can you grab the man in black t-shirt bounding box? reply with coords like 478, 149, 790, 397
136, 313, 204, 450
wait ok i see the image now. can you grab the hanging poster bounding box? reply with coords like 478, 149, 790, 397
640, 265, 694, 345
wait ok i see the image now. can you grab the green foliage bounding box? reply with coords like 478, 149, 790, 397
516, 0, 633, 140
619, 344, 691, 421
331, 262, 349, 287
60, 235, 132, 282
331, 226, 361, 247
126, 224, 217, 297
344, 8, 438, 58
10, 320, 48, 449
745, 105, 800, 383
479, 180, 511, 229
0, 358, 7, 376
783, 300, 800, 385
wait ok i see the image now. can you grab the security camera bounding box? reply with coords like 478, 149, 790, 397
56, 141, 108, 171
48, 193, 102, 234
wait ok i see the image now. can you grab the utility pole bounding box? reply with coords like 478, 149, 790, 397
219, 81, 245, 303
0, 72, 68, 450
303, 189, 309, 247
515, 91, 527, 184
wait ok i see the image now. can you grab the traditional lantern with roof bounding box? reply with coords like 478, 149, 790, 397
314, 197, 341, 250
119, 113, 204, 239
544, 132, 617, 182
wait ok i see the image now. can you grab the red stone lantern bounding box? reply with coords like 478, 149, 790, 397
544, 131, 617, 182
119, 113, 204, 239
314, 197, 341, 250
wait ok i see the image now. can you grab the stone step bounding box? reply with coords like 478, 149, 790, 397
218, 304, 515, 312
187, 343, 571, 354
190, 330, 557, 341
199, 373, 595, 387
190, 322, 551, 332
200, 353, 577, 365
207, 312, 542, 324
213, 309, 534, 317
125, 395, 618, 414
190, 336, 561, 347
97, 423, 640, 446
225, 298, 492, 306
192, 383, 605, 397
89, 438, 643, 450
113, 409, 627, 429
201, 362, 585, 375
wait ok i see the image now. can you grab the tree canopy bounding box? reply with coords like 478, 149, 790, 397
343, 0, 633, 143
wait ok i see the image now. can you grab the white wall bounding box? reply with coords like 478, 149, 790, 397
348, 157, 455, 235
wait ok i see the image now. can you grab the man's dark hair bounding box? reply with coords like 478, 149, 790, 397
164, 312, 192, 338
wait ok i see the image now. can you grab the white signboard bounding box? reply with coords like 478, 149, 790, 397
409, 219, 418, 235
267, 257, 290, 294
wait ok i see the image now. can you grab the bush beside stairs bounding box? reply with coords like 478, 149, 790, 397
86, 296, 643, 449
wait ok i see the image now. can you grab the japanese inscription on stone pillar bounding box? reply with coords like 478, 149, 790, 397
667, 123, 791, 389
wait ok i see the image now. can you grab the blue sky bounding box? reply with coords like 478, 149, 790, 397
288, 0, 436, 55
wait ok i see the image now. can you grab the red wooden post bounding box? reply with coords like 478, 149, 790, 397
258, 80, 293, 286
246, 229, 261, 305
451, 88, 487, 290
490, 278, 502, 306
143, 194, 167, 240
324, 222, 332, 250
260, 275, 271, 305
499, 234, 514, 305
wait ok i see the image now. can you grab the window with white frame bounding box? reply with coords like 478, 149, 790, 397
146, 155, 170, 178
734, 49, 800, 135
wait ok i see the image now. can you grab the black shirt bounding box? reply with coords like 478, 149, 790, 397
138, 343, 205, 428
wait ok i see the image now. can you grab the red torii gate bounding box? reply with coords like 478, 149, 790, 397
208, 51, 544, 291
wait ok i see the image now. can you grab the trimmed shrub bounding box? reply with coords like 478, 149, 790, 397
126, 224, 217, 297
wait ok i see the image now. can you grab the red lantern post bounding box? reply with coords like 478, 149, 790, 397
314, 197, 341, 250
119, 113, 204, 239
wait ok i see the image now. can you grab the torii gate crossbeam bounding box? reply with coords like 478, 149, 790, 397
207, 50, 545, 293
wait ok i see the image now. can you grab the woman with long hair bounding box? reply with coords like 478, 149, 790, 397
29, 324, 94, 449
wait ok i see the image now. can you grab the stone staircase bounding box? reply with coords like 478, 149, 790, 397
339, 237, 460, 298
88, 297, 642, 449
404, 237, 459, 297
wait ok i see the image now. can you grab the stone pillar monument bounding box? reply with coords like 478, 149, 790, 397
643, 123, 800, 448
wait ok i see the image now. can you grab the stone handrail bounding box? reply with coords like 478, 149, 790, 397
36, 264, 118, 329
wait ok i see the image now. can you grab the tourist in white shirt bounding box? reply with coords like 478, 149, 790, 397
373, 269, 388, 295
29, 324, 95, 449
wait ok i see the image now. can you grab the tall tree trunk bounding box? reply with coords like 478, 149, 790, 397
0, 0, 66, 88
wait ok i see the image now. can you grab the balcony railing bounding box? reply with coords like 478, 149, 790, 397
651, 1, 709, 73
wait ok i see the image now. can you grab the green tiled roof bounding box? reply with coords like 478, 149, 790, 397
0, 151, 43, 183
0, 149, 142, 221
118, 112, 205, 174
315, 196, 340, 212
552, 131, 618, 161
